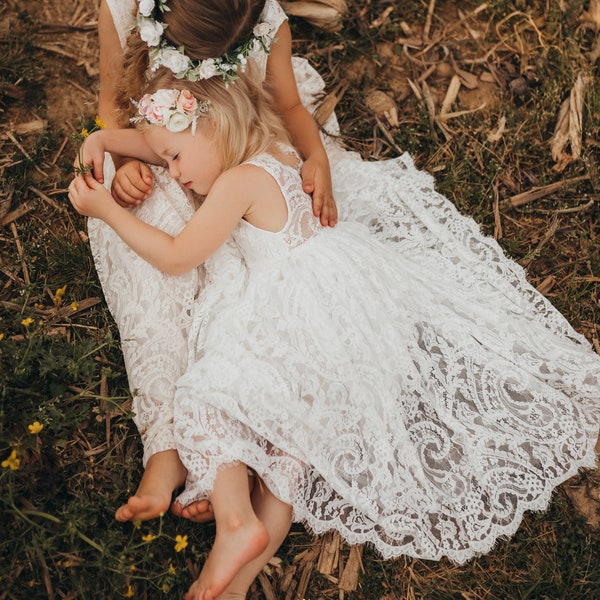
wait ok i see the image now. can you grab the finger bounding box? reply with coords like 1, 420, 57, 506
111, 181, 142, 207
139, 162, 154, 185
93, 156, 104, 184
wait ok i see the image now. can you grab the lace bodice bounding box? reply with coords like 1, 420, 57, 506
106, 0, 288, 80
230, 151, 322, 269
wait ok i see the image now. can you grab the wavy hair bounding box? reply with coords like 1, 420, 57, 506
139, 66, 290, 171
116, 0, 267, 121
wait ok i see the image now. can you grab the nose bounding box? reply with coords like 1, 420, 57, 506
168, 162, 180, 179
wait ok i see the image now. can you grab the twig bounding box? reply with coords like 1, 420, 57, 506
5, 131, 48, 177
423, 0, 437, 43
28, 186, 64, 211
521, 214, 560, 268
10, 222, 30, 285
493, 182, 502, 240
375, 116, 404, 156
1, 203, 35, 226
506, 175, 590, 207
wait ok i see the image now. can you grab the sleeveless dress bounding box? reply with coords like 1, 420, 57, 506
172, 149, 600, 562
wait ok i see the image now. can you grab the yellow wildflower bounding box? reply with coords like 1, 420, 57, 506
71, 301, 79, 311
53, 285, 67, 305
2, 449, 20, 470
95, 116, 107, 129
0, 333, 4, 341
142, 533, 156, 543
174, 534, 188, 552
28, 421, 44, 435
161, 583, 170, 593
81, 128, 89, 138
125, 584, 134, 598
34, 303, 44, 310
168, 563, 176, 575
21, 317, 34, 327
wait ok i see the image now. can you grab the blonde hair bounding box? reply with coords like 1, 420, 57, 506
116, 0, 266, 120
141, 66, 291, 171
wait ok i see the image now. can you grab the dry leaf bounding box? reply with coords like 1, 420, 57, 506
365, 90, 399, 127
487, 115, 506, 142
313, 81, 349, 126
551, 74, 585, 171
280, 0, 347, 31
580, 0, 600, 31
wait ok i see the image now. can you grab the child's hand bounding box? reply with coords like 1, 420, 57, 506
301, 154, 338, 227
74, 130, 106, 184
68, 172, 117, 221
111, 159, 154, 207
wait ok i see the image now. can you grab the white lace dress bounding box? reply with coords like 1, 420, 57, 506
173, 150, 600, 562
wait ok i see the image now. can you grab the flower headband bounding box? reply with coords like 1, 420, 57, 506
136, 0, 276, 83
130, 88, 209, 134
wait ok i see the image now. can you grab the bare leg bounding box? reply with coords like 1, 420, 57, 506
183, 464, 270, 600
173, 471, 257, 523
216, 480, 293, 599
115, 450, 189, 522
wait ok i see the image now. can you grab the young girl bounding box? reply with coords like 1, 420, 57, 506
93, 0, 338, 524
70, 67, 600, 600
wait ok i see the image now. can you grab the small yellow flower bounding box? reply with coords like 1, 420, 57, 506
124, 584, 134, 598
53, 285, 67, 305
142, 533, 156, 543
168, 563, 176, 575
71, 301, 79, 311
0, 333, 4, 341
34, 303, 45, 310
2, 449, 20, 471
174, 534, 188, 552
81, 128, 89, 138
95, 116, 107, 129
28, 421, 44, 435
21, 317, 34, 327
161, 583, 170, 593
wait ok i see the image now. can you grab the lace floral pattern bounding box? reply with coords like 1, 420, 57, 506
173, 152, 600, 562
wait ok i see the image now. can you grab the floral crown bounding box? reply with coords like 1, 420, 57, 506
130, 88, 210, 135
136, 0, 276, 83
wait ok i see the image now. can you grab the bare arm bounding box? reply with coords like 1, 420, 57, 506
79, 129, 164, 181
69, 165, 260, 275
266, 22, 337, 226
97, 0, 155, 206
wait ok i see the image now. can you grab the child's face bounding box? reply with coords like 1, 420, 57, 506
145, 123, 223, 196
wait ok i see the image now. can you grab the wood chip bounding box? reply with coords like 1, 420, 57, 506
338, 545, 363, 591
317, 531, 340, 575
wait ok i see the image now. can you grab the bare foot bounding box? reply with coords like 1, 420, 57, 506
184, 516, 269, 600
115, 491, 171, 522
172, 499, 215, 523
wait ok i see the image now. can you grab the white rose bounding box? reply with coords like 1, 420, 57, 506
138, 0, 155, 17
167, 111, 192, 133
253, 22, 273, 37
197, 59, 218, 80
158, 47, 190, 74
137, 17, 163, 47
151, 88, 180, 108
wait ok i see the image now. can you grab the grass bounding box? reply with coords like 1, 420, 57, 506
1, 0, 600, 598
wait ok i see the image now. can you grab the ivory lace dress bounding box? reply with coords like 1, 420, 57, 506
173, 149, 600, 562
94, 1, 600, 561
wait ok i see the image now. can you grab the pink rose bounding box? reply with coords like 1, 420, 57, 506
147, 104, 165, 125
177, 90, 197, 115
